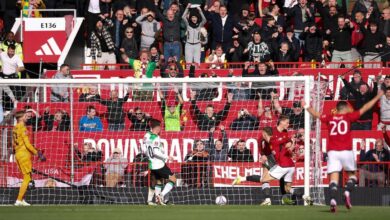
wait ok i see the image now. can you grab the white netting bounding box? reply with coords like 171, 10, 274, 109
0, 76, 324, 205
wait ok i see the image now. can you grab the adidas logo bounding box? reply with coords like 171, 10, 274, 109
35, 37, 62, 56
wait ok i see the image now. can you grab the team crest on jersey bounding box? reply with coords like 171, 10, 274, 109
153, 141, 159, 147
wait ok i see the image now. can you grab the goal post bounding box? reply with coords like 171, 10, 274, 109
0, 76, 323, 205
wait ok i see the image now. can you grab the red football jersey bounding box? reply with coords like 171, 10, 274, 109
271, 128, 295, 167
258, 112, 278, 129
320, 111, 360, 152
260, 139, 273, 156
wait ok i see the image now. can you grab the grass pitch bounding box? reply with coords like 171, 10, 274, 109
0, 205, 389, 220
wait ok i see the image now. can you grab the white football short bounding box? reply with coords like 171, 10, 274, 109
327, 150, 356, 174
268, 165, 295, 183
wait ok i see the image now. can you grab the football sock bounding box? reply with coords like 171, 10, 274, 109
262, 182, 271, 199
161, 181, 174, 197
155, 184, 163, 196
147, 187, 155, 202
329, 181, 338, 201
345, 176, 357, 193
17, 173, 32, 201
246, 175, 261, 183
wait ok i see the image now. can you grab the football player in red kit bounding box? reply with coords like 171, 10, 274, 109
233, 116, 297, 206
302, 89, 383, 212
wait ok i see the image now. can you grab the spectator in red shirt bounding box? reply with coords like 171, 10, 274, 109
257, 94, 279, 129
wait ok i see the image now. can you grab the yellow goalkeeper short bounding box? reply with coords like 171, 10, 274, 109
15, 153, 32, 175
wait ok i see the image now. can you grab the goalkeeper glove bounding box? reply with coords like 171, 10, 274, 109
38, 150, 46, 162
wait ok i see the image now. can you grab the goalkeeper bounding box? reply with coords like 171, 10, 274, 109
13, 110, 46, 206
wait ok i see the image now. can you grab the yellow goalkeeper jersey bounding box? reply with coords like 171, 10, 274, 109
13, 123, 38, 156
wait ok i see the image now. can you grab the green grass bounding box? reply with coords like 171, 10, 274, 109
0, 205, 389, 220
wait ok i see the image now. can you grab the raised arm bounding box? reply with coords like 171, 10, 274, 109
159, 88, 166, 117
341, 77, 360, 97
217, 93, 233, 120
258, 96, 264, 116
182, 5, 190, 27
190, 90, 202, 117
135, 13, 147, 24
301, 101, 321, 119
198, 7, 207, 27
359, 90, 384, 116
272, 93, 283, 114
209, 127, 215, 149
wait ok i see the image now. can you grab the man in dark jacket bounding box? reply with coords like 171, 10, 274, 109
190, 91, 233, 131
299, 23, 323, 61
287, 0, 315, 40
341, 74, 378, 130
230, 109, 259, 130
154, 3, 182, 62
361, 21, 386, 68
227, 38, 245, 62
127, 107, 153, 131
228, 139, 254, 162
43, 108, 70, 131
100, 90, 129, 131
205, 5, 235, 52
340, 70, 365, 100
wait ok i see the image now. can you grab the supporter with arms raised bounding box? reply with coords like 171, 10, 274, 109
99, 90, 129, 131
274, 99, 304, 130
24, 106, 42, 131
209, 126, 229, 162
135, 11, 161, 51
182, 4, 207, 64
359, 134, 390, 187
340, 70, 365, 100
242, 61, 278, 100
204, 4, 235, 52
153, 1, 182, 62
90, 15, 116, 68
190, 90, 233, 131
228, 139, 254, 162
158, 86, 184, 132
13, 110, 46, 206
257, 93, 279, 129
79, 105, 103, 132
340, 74, 379, 130
303, 89, 383, 212
299, 23, 323, 62
360, 20, 386, 68
127, 107, 153, 131
122, 51, 156, 101
43, 107, 70, 131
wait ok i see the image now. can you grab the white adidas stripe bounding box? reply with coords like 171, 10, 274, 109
34, 37, 62, 56
48, 37, 61, 55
